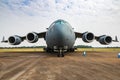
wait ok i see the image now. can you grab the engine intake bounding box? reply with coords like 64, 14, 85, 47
99, 35, 112, 45
82, 32, 95, 43
26, 32, 38, 43
8, 35, 22, 45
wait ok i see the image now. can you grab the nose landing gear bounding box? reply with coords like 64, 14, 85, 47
57, 49, 64, 57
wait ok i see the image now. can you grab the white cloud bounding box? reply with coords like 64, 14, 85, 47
0, 0, 120, 17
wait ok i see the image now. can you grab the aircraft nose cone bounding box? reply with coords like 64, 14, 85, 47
54, 24, 67, 46
55, 25, 66, 38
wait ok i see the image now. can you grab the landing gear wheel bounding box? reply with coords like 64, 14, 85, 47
57, 53, 60, 57
62, 53, 64, 57
57, 49, 64, 57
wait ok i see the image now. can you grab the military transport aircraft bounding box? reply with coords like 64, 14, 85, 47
1, 19, 119, 57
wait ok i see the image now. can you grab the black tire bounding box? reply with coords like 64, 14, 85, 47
62, 53, 64, 57
57, 53, 60, 57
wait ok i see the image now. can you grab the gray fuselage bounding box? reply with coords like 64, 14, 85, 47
46, 19, 76, 50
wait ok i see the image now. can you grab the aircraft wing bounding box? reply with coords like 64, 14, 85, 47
38, 32, 46, 38
75, 32, 82, 38
1, 32, 46, 45
75, 32, 118, 45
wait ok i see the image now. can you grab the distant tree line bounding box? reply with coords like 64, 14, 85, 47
0, 45, 120, 49
74, 45, 93, 48
0, 46, 45, 49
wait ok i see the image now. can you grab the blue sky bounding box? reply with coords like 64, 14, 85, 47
0, 0, 120, 47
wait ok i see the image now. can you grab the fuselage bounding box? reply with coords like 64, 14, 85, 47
46, 19, 76, 50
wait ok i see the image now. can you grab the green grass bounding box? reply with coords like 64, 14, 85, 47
76, 48, 120, 52
0, 48, 120, 53
0, 48, 44, 53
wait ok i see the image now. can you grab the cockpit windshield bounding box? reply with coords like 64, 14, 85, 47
49, 19, 72, 29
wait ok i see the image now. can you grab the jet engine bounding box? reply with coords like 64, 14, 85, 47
99, 35, 112, 45
82, 32, 95, 43
26, 32, 38, 43
8, 35, 22, 45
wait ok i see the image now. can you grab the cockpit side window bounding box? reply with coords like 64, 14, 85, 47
49, 23, 55, 28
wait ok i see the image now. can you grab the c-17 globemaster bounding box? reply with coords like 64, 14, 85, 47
1, 19, 119, 57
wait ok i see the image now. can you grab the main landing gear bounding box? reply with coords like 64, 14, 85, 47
44, 47, 65, 57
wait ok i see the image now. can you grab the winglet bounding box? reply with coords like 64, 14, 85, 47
1, 36, 5, 42
1, 36, 8, 43
113, 36, 119, 42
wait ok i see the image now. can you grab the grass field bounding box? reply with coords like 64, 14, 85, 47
76, 48, 120, 52
0, 48, 120, 53
0, 48, 44, 53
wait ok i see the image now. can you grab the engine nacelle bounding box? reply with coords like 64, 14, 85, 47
8, 35, 22, 45
82, 32, 95, 43
26, 32, 38, 43
99, 35, 112, 45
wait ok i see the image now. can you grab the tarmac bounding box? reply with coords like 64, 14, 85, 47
0, 51, 120, 80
